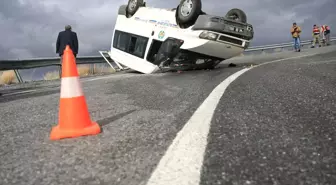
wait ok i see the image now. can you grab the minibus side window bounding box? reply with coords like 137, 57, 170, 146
113, 31, 129, 51
131, 37, 148, 58
128, 36, 137, 54
113, 30, 148, 59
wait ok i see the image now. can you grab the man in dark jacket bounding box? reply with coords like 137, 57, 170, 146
56, 25, 78, 58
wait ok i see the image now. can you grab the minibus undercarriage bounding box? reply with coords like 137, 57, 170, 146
147, 39, 223, 72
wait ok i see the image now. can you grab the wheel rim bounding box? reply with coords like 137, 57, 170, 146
129, 0, 137, 11
180, 0, 193, 17
229, 13, 239, 21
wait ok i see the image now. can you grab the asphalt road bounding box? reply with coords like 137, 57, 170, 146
0, 46, 335, 185
201, 51, 336, 185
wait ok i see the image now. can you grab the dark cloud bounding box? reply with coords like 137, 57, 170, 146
0, 0, 335, 59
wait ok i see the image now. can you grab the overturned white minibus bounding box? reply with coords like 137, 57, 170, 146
108, 0, 254, 74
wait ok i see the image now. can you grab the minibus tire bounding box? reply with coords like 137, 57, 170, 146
225, 8, 247, 23
126, 0, 144, 17
177, 0, 202, 24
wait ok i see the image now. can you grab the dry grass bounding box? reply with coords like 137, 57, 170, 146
274, 48, 283, 52
0, 70, 16, 85
43, 71, 60, 80
43, 64, 115, 80
77, 65, 91, 76
93, 64, 116, 74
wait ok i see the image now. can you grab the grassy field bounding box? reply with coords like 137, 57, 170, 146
0, 64, 115, 85
0, 70, 16, 85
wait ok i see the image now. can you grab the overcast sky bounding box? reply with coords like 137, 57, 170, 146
0, 0, 335, 59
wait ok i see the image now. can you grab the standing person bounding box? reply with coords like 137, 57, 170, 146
290, 22, 302, 52
56, 25, 79, 60
320, 25, 326, 46
311, 24, 321, 48
324, 25, 331, 46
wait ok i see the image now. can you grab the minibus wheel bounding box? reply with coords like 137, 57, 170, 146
126, 0, 144, 17
225, 8, 247, 23
177, 0, 202, 25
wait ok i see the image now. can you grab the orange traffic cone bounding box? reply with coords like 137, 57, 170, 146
49, 45, 101, 140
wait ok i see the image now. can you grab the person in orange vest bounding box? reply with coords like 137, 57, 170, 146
311, 24, 321, 48
322, 25, 331, 46
290, 22, 302, 52
320, 25, 326, 45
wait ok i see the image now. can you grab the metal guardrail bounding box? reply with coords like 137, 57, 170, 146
0, 37, 335, 84
0, 56, 105, 70
0, 56, 108, 83
245, 37, 336, 52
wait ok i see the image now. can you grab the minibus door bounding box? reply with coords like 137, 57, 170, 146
154, 37, 184, 68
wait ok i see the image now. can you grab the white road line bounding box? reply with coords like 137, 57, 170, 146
257, 53, 317, 67
304, 59, 336, 65
145, 68, 251, 185
145, 53, 318, 185
82, 75, 116, 82
82, 73, 136, 82
1, 74, 130, 97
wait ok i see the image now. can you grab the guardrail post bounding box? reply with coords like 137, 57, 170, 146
14, 69, 23, 83
90, 64, 95, 75
59, 64, 62, 78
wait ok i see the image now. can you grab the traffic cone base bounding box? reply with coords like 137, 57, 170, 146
50, 95, 101, 140
50, 121, 100, 140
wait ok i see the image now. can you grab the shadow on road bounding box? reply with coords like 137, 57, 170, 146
96, 109, 137, 132
0, 89, 60, 103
